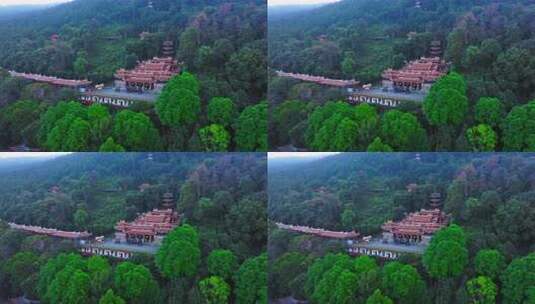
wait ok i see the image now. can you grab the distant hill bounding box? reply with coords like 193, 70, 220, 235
0, 4, 52, 20
268, 4, 326, 21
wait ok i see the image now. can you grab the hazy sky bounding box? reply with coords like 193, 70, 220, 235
0, 0, 71, 6
269, 0, 340, 6
268, 152, 339, 159
0, 152, 70, 159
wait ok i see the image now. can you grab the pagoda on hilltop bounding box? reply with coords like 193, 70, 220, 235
162, 40, 175, 57
162, 192, 174, 209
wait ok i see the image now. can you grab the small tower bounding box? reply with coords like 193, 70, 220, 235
162, 192, 174, 209
429, 40, 442, 57
429, 192, 442, 208
162, 40, 175, 57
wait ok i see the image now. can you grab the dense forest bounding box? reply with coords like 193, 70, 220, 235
0, 0, 267, 152
0, 153, 267, 303
269, 0, 535, 152
268, 153, 535, 303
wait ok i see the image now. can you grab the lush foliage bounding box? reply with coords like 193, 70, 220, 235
269, 0, 535, 151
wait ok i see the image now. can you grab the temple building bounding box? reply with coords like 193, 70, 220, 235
275, 70, 360, 88
429, 40, 443, 57
114, 209, 180, 244
114, 56, 180, 93
275, 222, 360, 240
429, 192, 442, 208
162, 40, 175, 57
162, 192, 174, 209
382, 57, 448, 92
8, 223, 91, 240
381, 209, 447, 245
8, 71, 92, 92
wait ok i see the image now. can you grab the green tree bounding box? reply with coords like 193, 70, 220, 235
74, 52, 89, 76
466, 276, 497, 304
0, 100, 43, 146
155, 224, 201, 279
114, 262, 159, 304
199, 276, 231, 304
235, 253, 267, 304
64, 117, 91, 151
341, 52, 356, 77
381, 110, 427, 151
99, 137, 125, 152
366, 289, 394, 304
156, 72, 201, 127
3, 251, 40, 296
502, 101, 535, 151
272, 100, 308, 146
64, 269, 90, 304
474, 249, 505, 280
208, 97, 235, 127
466, 124, 497, 152
381, 262, 425, 304
207, 249, 238, 281
423, 72, 468, 127
332, 270, 359, 304
99, 289, 125, 304
87, 256, 111, 300
199, 124, 230, 152
367, 137, 393, 152
332, 117, 359, 151
113, 110, 160, 151
501, 253, 535, 304
475, 97, 503, 128
234, 102, 268, 151
423, 224, 468, 279
179, 27, 200, 68
446, 29, 466, 67
87, 104, 112, 148
73, 209, 89, 230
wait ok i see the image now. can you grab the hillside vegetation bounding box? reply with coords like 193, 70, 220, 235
0, 0, 267, 152
0, 153, 267, 303
269, 0, 535, 152
269, 153, 535, 303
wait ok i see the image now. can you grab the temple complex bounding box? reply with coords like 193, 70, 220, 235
381, 209, 448, 244
114, 56, 180, 93
275, 222, 360, 240
8, 71, 92, 92
114, 209, 180, 244
382, 57, 448, 92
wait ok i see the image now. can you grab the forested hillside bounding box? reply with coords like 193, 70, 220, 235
269, 0, 535, 152
0, 0, 267, 152
269, 153, 535, 303
0, 153, 267, 303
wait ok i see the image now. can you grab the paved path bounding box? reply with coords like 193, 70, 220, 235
86, 240, 159, 254
352, 239, 427, 254
87, 87, 159, 102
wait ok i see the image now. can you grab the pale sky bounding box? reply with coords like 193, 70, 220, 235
268, 152, 339, 159
0, 152, 71, 159
269, 0, 340, 6
0, 0, 71, 6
